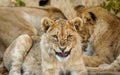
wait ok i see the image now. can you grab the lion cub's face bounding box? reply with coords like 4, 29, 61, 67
41, 17, 83, 61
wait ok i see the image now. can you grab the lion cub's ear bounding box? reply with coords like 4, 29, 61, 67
41, 17, 54, 33
69, 17, 83, 31
82, 12, 97, 25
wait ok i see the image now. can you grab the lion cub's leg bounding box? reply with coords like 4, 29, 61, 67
83, 55, 110, 67
3, 34, 33, 75
22, 39, 41, 75
0, 38, 6, 60
78, 70, 88, 75
87, 54, 120, 72
72, 58, 88, 75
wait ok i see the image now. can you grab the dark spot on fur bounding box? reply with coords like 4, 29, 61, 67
59, 70, 64, 75
72, 20, 81, 31
45, 24, 50, 31
74, 5, 85, 11
39, 0, 49, 6
66, 70, 71, 75
59, 70, 71, 75
89, 12, 96, 21
74, 23, 80, 31
21, 68, 24, 74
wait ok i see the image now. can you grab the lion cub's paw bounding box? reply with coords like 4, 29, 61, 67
9, 71, 21, 75
23, 72, 30, 75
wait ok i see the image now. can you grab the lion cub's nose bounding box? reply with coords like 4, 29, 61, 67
59, 47, 66, 52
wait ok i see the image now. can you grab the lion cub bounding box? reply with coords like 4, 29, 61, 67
40, 17, 87, 75
4, 17, 87, 75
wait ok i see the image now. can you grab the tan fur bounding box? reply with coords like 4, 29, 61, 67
0, 6, 66, 60
50, 0, 77, 19
4, 17, 87, 75
50, 0, 105, 7
75, 7, 120, 72
4, 34, 41, 75
41, 0, 106, 19
40, 17, 87, 75
4, 34, 33, 75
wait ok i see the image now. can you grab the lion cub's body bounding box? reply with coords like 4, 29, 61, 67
0, 6, 66, 60
40, 18, 87, 75
75, 6, 120, 72
0, 6, 66, 75
4, 17, 87, 75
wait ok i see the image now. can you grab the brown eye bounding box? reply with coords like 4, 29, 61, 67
87, 18, 91, 21
52, 35, 58, 40
67, 35, 73, 41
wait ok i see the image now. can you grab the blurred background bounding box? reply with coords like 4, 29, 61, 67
0, 0, 120, 17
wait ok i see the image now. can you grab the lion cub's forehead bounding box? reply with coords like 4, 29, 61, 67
54, 19, 72, 33
55, 19, 68, 26
50, 19, 75, 38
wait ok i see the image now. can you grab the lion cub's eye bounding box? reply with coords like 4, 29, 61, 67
52, 35, 58, 40
87, 18, 91, 21
67, 35, 73, 41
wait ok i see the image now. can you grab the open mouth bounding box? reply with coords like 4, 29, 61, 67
55, 49, 72, 58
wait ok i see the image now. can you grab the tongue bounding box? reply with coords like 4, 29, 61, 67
61, 52, 67, 57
